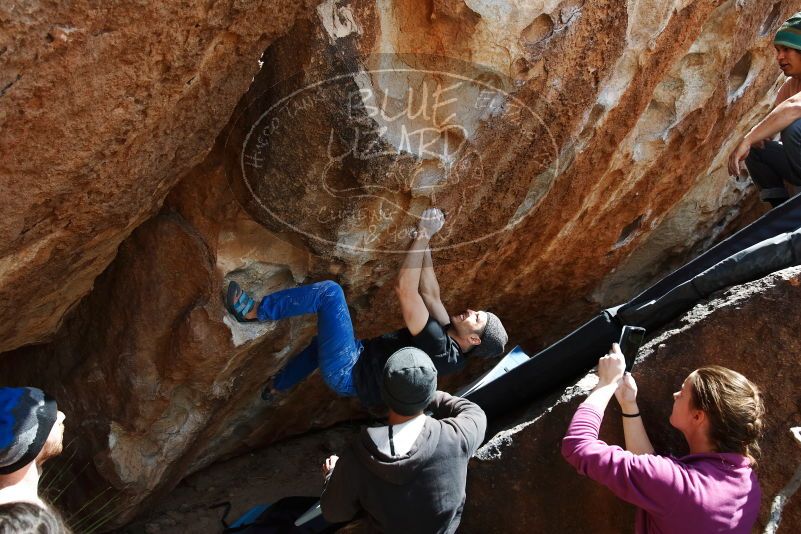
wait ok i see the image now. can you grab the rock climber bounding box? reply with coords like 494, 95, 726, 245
224, 207, 508, 409
729, 11, 801, 207
562, 344, 763, 533
319, 347, 486, 532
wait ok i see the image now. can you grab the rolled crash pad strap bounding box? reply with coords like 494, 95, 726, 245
619, 228, 801, 329
626, 193, 801, 308
692, 228, 801, 294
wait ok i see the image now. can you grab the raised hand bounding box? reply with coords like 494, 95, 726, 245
417, 208, 445, 238
615, 373, 639, 412
597, 344, 626, 388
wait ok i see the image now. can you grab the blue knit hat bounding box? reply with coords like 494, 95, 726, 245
0, 388, 58, 474
775, 12, 801, 51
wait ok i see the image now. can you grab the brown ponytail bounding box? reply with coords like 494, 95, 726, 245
688, 366, 765, 466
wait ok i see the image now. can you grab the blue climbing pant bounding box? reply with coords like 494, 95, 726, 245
258, 280, 361, 396
745, 118, 801, 205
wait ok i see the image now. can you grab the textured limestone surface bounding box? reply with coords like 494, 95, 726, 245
1, 0, 800, 529
0, 0, 311, 353
463, 267, 801, 534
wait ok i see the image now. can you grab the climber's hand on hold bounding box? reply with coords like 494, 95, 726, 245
417, 208, 445, 239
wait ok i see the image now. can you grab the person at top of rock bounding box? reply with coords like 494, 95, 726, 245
562, 344, 763, 534
0, 387, 67, 510
729, 11, 801, 207
319, 347, 486, 533
224, 207, 508, 410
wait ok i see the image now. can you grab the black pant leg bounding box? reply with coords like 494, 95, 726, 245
780, 118, 801, 187
745, 140, 792, 202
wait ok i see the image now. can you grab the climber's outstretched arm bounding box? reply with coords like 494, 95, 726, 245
396, 209, 444, 336
419, 247, 449, 327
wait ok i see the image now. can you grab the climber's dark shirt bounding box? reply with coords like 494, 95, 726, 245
352, 317, 465, 409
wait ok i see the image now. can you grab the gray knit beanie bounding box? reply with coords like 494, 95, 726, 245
471, 312, 508, 359
380, 348, 437, 415
0, 387, 58, 474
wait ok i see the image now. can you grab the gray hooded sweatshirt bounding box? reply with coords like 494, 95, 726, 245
320, 392, 487, 533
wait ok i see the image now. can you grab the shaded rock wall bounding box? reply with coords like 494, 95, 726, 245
2, 0, 801, 528
463, 267, 801, 533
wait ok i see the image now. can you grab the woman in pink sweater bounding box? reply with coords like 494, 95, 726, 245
562, 344, 764, 533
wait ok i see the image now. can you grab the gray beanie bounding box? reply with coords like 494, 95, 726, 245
380, 348, 437, 416
0, 387, 58, 474
471, 312, 508, 359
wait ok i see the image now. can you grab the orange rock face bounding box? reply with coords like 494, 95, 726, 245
2, 0, 801, 528
463, 267, 801, 533
0, 0, 309, 353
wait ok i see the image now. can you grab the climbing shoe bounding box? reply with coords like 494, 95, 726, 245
225, 281, 257, 322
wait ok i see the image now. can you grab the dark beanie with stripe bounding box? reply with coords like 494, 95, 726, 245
775, 12, 801, 51
0, 388, 58, 474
